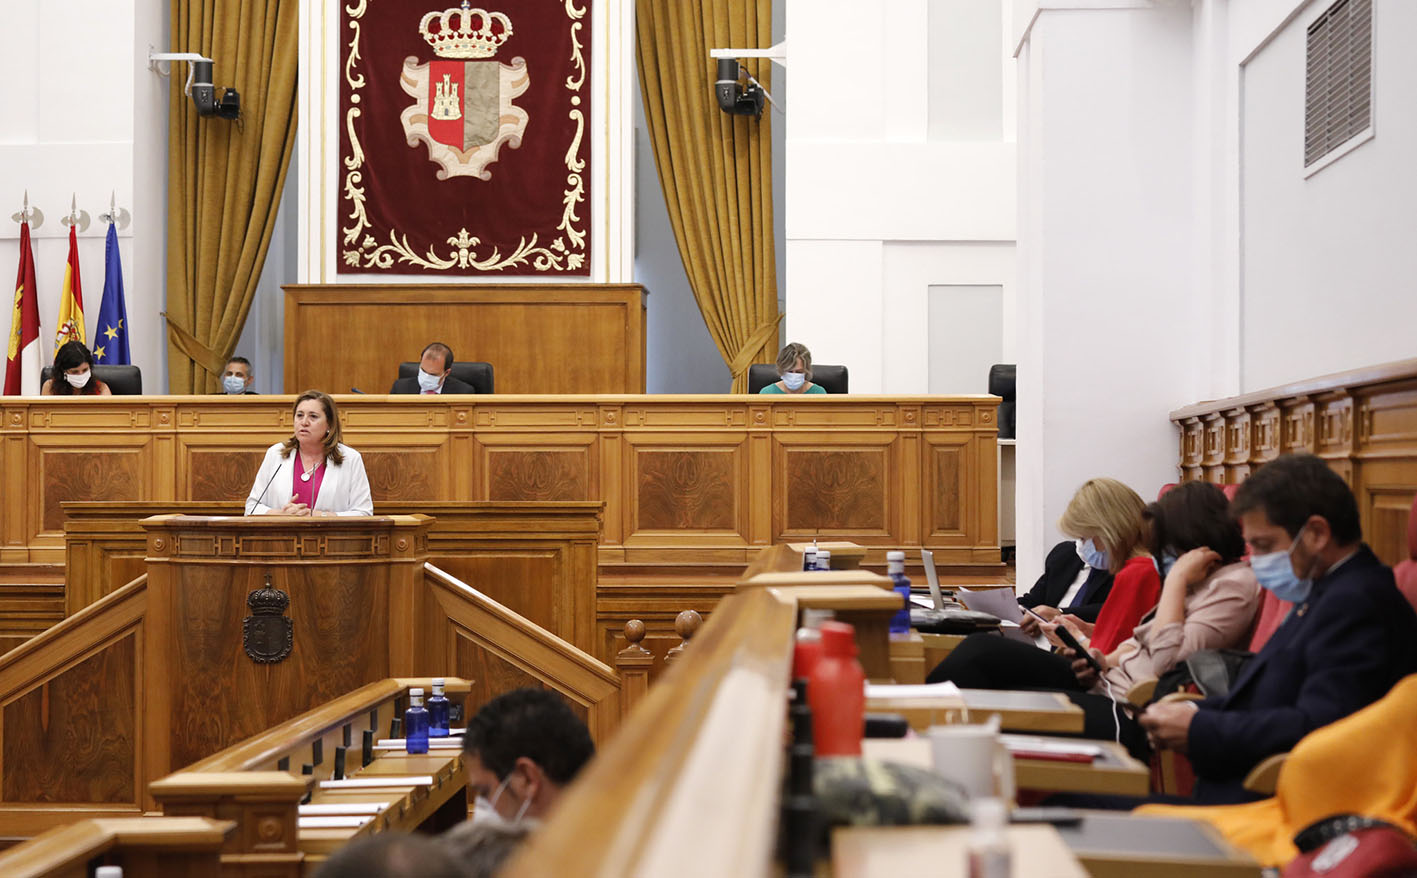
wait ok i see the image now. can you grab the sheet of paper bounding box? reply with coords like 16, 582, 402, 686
299, 815, 374, 829
299, 803, 386, 815
909, 594, 937, 609
961, 588, 1051, 649
374, 737, 463, 750
1000, 734, 1105, 757
864, 681, 962, 700
318, 775, 434, 789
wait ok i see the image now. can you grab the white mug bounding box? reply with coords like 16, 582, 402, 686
926, 718, 1016, 801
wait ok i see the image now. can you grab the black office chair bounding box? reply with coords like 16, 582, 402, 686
989, 364, 1015, 439
396, 361, 494, 394
746, 363, 849, 394
40, 364, 143, 395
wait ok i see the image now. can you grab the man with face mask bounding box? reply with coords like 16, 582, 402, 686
390, 342, 477, 394
219, 357, 258, 394
462, 688, 595, 826
1137, 453, 1417, 805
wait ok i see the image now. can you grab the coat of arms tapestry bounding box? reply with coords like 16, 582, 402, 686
340, 0, 592, 276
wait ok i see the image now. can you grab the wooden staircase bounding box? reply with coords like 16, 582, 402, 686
0, 564, 64, 656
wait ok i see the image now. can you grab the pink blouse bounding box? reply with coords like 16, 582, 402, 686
291, 453, 327, 509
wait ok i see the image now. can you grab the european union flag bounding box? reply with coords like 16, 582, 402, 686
93, 223, 129, 365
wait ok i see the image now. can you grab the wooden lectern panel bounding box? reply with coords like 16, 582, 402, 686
283, 284, 648, 395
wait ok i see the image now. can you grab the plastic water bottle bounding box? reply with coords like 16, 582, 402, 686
404, 688, 430, 754
815, 549, 832, 571
968, 798, 1012, 877
887, 550, 912, 634
802, 544, 818, 572
96, 868, 124, 878
427, 678, 450, 737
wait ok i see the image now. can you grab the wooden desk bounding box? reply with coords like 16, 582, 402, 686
865, 688, 1085, 734
863, 736, 1149, 797
834, 825, 1088, 877
0, 816, 235, 878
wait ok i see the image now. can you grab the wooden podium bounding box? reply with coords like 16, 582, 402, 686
140, 514, 432, 797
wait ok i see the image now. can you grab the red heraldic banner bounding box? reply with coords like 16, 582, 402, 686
341, 1, 591, 276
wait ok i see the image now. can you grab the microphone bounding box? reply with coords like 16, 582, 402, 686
350, 387, 366, 394
247, 456, 286, 515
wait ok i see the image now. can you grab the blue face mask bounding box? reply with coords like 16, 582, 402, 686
1075, 537, 1110, 571
1250, 530, 1314, 604
223, 375, 247, 394
1158, 551, 1178, 581
782, 371, 806, 391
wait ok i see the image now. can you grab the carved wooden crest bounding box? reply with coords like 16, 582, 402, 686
243, 574, 293, 663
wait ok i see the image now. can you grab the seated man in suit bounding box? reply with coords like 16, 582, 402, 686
462, 688, 595, 824
390, 342, 476, 394
1016, 539, 1116, 636
220, 356, 259, 394
1136, 453, 1417, 805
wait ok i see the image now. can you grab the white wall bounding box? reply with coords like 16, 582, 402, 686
0, 0, 167, 389
1235, 0, 1417, 391
785, 0, 1017, 394
1014, 3, 1204, 586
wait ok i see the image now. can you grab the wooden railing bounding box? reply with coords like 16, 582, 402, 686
1171, 356, 1417, 566
503, 586, 800, 878
0, 575, 149, 838
0, 816, 233, 878
422, 564, 622, 742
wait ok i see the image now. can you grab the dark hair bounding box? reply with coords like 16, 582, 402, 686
49, 341, 99, 396
1231, 453, 1361, 543
279, 390, 346, 466
226, 356, 253, 375
421, 342, 454, 372
1144, 481, 1245, 564
439, 822, 529, 878
462, 688, 594, 786
312, 832, 466, 878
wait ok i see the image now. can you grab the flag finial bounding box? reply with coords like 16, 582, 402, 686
10, 191, 43, 229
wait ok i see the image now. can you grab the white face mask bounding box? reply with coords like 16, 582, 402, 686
475, 773, 532, 826
782, 371, 806, 391
65, 370, 91, 389
223, 375, 247, 394
416, 368, 443, 392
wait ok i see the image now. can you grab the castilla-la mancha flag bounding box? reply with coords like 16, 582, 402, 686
4, 220, 42, 395
54, 223, 85, 352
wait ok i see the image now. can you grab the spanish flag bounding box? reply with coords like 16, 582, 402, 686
4, 220, 41, 395
54, 223, 85, 352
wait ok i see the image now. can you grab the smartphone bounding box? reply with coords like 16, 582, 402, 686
1053, 623, 1104, 675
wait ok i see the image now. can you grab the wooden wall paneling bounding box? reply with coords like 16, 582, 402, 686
1250, 403, 1281, 469
1201, 413, 1226, 483
898, 404, 924, 549
282, 284, 648, 395
774, 432, 896, 543
1179, 417, 1204, 480
1223, 407, 1252, 483
922, 434, 968, 543
626, 433, 747, 542
973, 424, 1000, 558
32, 434, 150, 542
478, 433, 597, 502
1315, 391, 1356, 483
1, 405, 30, 562
1351, 459, 1417, 568
1280, 397, 1316, 455
1356, 380, 1417, 456
598, 404, 626, 558
746, 403, 775, 548
2, 630, 138, 804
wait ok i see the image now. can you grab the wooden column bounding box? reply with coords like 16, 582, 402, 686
614, 620, 653, 721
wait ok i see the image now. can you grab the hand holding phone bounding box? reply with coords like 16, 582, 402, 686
1052, 623, 1104, 675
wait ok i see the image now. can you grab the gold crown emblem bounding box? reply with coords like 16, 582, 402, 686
419, 2, 513, 60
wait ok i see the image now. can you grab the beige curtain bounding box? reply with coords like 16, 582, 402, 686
637, 0, 779, 393
165, 0, 298, 393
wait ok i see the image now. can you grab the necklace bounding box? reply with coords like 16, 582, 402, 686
300, 455, 323, 482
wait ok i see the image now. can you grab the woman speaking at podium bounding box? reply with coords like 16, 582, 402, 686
246, 390, 373, 516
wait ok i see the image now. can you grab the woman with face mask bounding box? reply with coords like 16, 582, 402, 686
40, 341, 113, 396
927, 477, 1154, 682
759, 342, 827, 394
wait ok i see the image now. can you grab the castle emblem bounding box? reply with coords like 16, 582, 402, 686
399, 2, 529, 181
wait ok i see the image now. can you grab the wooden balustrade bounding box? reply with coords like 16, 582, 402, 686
151, 677, 472, 876
0, 817, 234, 878
1172, 356, 1417, 566
663, 610, 703, 665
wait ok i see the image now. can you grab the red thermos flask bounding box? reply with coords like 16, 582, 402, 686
806, 620, 865, 756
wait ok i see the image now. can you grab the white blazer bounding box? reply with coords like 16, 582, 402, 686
246, 442, 373, 516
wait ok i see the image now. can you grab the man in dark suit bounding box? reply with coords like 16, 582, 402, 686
390, 342, 476, 394
1017, 540, 1115, 635
1140, 453, 1417, 804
